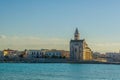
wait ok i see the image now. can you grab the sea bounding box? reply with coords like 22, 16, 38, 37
0, 63, 120, 80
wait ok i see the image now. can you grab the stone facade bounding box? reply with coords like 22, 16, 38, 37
70, 28, 92, 61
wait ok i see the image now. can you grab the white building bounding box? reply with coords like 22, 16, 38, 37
106, 52, 120, 62
27, 49, 69, 59
45, 50, 62, 58
27, 50, 44, 58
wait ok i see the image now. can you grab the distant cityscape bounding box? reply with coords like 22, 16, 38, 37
0, 28, 120, 63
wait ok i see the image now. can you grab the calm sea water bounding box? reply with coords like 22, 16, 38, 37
0, 63, 120, 80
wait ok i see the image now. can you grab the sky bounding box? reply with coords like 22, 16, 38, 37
0, 0, 120, 53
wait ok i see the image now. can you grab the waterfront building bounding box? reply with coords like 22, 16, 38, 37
92, 52, 101, 59
60, 50, 70, 59
27, 49, 69, 59
45, 49, 69, 59
27, 50, 44, 58
0, 51, 4, 61
45, 49, 62, 58
93, 52, 107, 62
70, 28, 92, 61
3, 49, 17, 58
3, 49, 24, 60
106, 52, 120, 62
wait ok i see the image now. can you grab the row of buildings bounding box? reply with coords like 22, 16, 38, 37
0, 48, 69, 61
106, 52, 120, 62
92, 52, 120, 62
0, 28, 93, 62
28, 49, 69, 59
1, 48, 120, 62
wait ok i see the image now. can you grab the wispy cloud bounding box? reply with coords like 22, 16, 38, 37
0, 35, 69, 50
89, 42, 120, 53
0, 35, 6, 39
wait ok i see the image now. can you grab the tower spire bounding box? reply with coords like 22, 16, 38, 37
75, 28, 79, 34
74, 28, 80, 40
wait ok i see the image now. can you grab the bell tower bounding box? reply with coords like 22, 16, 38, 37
74, 28, 80, 40
70, 28, 92, 61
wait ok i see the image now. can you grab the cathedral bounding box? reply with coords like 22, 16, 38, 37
70, 28, 92, 61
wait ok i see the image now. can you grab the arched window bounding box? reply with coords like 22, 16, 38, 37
75, 48, 77, 53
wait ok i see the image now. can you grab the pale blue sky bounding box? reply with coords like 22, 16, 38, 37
0, 0, 120, 53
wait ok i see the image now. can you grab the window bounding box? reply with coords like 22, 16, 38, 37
32, 52, 34, 55
75, 48, 77, 53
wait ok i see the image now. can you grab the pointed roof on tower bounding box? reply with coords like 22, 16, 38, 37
75, 28, 79, 34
